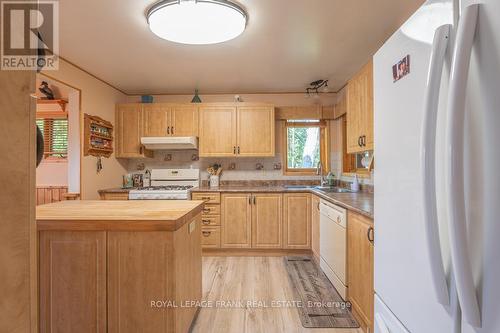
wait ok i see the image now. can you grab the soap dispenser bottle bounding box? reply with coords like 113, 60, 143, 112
351, 174, 360, 192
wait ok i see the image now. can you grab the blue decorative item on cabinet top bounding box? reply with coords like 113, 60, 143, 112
141, 95, 154, 103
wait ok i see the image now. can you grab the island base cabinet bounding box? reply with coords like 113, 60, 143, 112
107, 232, 175, 333
39, 215, 202, 333
39, 231, 107, 333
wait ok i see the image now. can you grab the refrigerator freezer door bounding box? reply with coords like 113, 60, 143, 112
458, 0, 500, 332
374, 1, 456, 332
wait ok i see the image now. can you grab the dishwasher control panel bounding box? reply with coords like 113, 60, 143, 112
319, 200, 347, 227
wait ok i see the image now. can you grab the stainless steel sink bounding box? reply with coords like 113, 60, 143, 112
314, 186, 352, 193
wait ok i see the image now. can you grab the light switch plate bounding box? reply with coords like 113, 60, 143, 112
189, 220, 196, 234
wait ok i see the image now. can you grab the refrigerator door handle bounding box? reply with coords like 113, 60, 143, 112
420, 23, 452, 306
445, 4, 481, 328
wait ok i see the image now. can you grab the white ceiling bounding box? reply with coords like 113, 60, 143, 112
59, 0, 424, 95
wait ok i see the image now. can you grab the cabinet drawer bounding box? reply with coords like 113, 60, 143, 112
201, 215, 220, 226
202, 204, 220, 215
201, 227, 220, 248
192, 192, 220, 204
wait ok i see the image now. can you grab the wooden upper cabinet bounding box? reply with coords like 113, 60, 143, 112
347, 211, 374, 332
142, 103, 170, 137
237, 106, 275, 156
171, 105, 198, 136
117, 102, 274, 158
116, 104, 152, 158
283, 193, 311, 249
252, 193, 282, 248
346, 60, 374, 153
142, 104, 198, 137
221, 193, 252, 248
199, 106, 237, 157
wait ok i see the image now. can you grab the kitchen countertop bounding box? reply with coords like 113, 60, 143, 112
98, 187, 135, 193
98, 185, 374, 219
36, 200, 204, 231
191, 186, 374, 219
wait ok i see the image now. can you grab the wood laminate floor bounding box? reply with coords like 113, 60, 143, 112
191, 257, 363, 333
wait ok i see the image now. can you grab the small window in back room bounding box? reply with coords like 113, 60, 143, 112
283, 120, 329, 175
36, 118, 68, 159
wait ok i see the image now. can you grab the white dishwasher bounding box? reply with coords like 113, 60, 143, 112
319, 199, 347, 299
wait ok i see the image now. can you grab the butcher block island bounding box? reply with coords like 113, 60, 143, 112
36, 200, 204, 333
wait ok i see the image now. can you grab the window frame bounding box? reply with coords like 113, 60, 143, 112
36, 117, 68, 161
282, 120, 330, 176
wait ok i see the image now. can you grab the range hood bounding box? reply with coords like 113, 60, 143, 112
140, 136, 198, 150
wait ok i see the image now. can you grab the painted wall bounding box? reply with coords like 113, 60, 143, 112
42, 60, 128, 199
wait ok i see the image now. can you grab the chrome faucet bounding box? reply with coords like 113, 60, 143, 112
316, 161, 326, 186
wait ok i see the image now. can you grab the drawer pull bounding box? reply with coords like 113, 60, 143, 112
202, 231, 211, 237
202, 219, 211, 225
201, 196, 211, 200
203, 208, 211, 213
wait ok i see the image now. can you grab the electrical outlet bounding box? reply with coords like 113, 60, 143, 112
189, 220, 196, 234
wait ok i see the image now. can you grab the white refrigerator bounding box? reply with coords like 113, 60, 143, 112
373, 0, 500, 332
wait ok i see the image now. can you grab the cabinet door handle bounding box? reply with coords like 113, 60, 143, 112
317, 202, 320, 211
362, 135, 366, 146
140, 146, 144, 154
253, 196, 256, 205
171, 126, 174, 135
358, 136, 362, 147
167, 127, 170, 135
367, 227, 374, 244
202, 231, 211, 237
233, 146, 236, 154
248, 196, 252, 204
237, 146, 240, 154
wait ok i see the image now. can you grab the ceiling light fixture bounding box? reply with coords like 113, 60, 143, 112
306, 79, 329, 97
147, 0, 247, 45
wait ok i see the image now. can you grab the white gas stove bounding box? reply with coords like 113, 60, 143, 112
128, 169, 199, 200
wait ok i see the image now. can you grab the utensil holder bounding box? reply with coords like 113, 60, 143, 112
209, 175, 220, 188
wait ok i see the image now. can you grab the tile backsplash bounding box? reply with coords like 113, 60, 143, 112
126, 150, 373, 186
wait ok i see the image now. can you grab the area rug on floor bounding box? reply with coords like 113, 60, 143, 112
284, 256, 359, 328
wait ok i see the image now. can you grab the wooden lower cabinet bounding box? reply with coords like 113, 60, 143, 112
194, 192, 222, 248
39, 216, 202, 333
283, 193, 311, 249
221, 193, 252, 248
252, 193, 282, 248
311, 195, 321, 259
214, 192, 312, 250
201, 226, 221, 248
39, 231, 107, 333
347, 211, 374, 333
